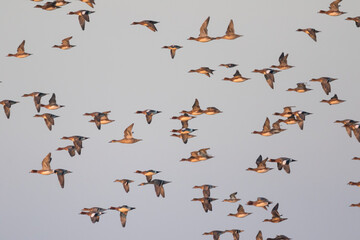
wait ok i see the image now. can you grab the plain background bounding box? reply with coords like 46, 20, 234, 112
1, 0, 360, 239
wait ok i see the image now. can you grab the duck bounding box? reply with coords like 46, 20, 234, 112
346, 16, 360, 27
108, 205, 135, 227
61, 136, 89, 155
228, 204, 252, 218
310, 77, 337, 95
225, 229, 244, 240
270, 52, 294, 70
162, 45, 182, 59
68, 10, 95, 30
189, 67, 215, 77
256, 231, 263, 240
22, 92, 48, 112
0, 100, 18, 119
191, 197, 217, 212
188, 17, 216, 42
40, 93, 64, 110
34, 2, 59, 10
193, 148, 213, 161
252, 118, 274, 136
138, 179, 170, 198
203, 231, 226, 240
223, 192, 240, 203
171, 113, 196, 121
350, 203, 360, 207
56, 145, 76, 157
318, 0, 346, 16
53, 169, 72, 188
52, 36, 75, 50
352, 157, 360, 160
82, 207, 107, 213
135, 109, 161, 124
335, 119, 358, 137
293, 111, 312, 121
219, 63, 237, 68
348, 181, 360, 187
204, 107, 222, 115
278, 114, 304, 130
135, 170, 161, 182
34, 113, 59, 131
171, 133, 196, 144
131, 20, 159, 32
30, 153, 54, 175
223, 70, 250, 83
114, 179, 134, 193
80, 208, 105, 224
247, 197, 272, 210
109, 123, 142, 144
80, 0, 95, 8
287, 83, 312, 93
263, 203, 287, 223
252, 68, 280, 89
267, 235, 291, 240
171, 128, 197, 134
84, 111, 113, 130
321, 94, 345, 105
193, 184, 217, 198
273, 106, 295, 118
54, 0, 70, 7
181, 98, 204, 115
269, 158, 297, 174
7, 40, 32, 58
246, 155, 273, 173
296, 28, 320, 42
271, 119, 287, 134
216, 19, 242, 40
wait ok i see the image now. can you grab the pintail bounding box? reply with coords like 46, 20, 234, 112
22, 92, 48, 112
246, 155, 273, 173
273, 106, 295, 118
193, 184, 217, 198
191, 197, 217, 212
181, 98, 204, 115
135, 109, 161, 124
223, 70, 250, 83
310, 77, 337, 95
7, 40, 32, 58
203, 231, 226, 240
247, 197, 272, 210
41, 93, 64, 110
263, 203, 287, 223
56, 145, 76, 157
131, 20, 159, 32
54, 169, 72, 188
348, 181, 360, 187
84, 111, 113, 130
80, 0, 95, 8
346, 16, 360, 27
30, 153, 54, 175
109, 123, 142, 144
287, 83, 312, 93
138, 179, 170, 198
189, 67, 215, 77
318, 0, 346, 16
225, 229, 244, 240
271, 52, 294, 70
114, 179, 134, 193
68, 10, 94, 30
34, 113, 59, 131
268, 157, 297, 174
223, 192, 240, 203
108, 205, 135, 227
204, 107, 222, 115
61, 136, 89, 154
321, 94, 345, 105
135, 170, 161, 182
228, 204, 252, 218
188, 17, 216, 42
216, 19, 242, 40
296, 28, 320, 42
171, 133, 196, 144
162, 45, 182, 59
252, 68, 280, 89
219, 63, 237, 68
34, 2, 59, 10
0, 100, 18, 119
53, 36, 75, 50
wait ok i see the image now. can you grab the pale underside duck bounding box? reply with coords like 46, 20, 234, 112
223, 192, 240, 203
61, 136, 89, 155
296, 28, 321, 42
114, 179, 134, 193
247, 155, 273, 173
189, 67, 215, 77
0, 100, 19, 119
188, 17, 216, 42
318, 0, 346, 16
135, 170, 161, 182
68, 10, 95, 30
56, 145, 76, 157
223, 70, 250, 83
263, 203, 287, 223
135, 109, 161, 124
131, 20, 159, 32
53, 36, 75, 50
252, 68, 280, 89
40, 93, 65, 110
216, 19, 242, 40
321, 94, 345, 105
247, 197, 272, 210
271, 52, 294, 70
108, 205, 135, 227
162, 45, 182, 59
138, 179, 170, 198
7, 40, 32, 58
191, 197, 217, 212
109, 123, 142, 144
228, 204, 252, 218
287, 83, 312, 93
22, 92, 48, 112
34, 113, 59, 131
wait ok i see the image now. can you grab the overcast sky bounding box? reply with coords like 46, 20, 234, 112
1, 0, 360, 239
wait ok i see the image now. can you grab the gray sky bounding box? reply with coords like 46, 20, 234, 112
1, 0, 360, 239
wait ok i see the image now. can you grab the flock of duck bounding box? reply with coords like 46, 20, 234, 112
3, 0, 360, 239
